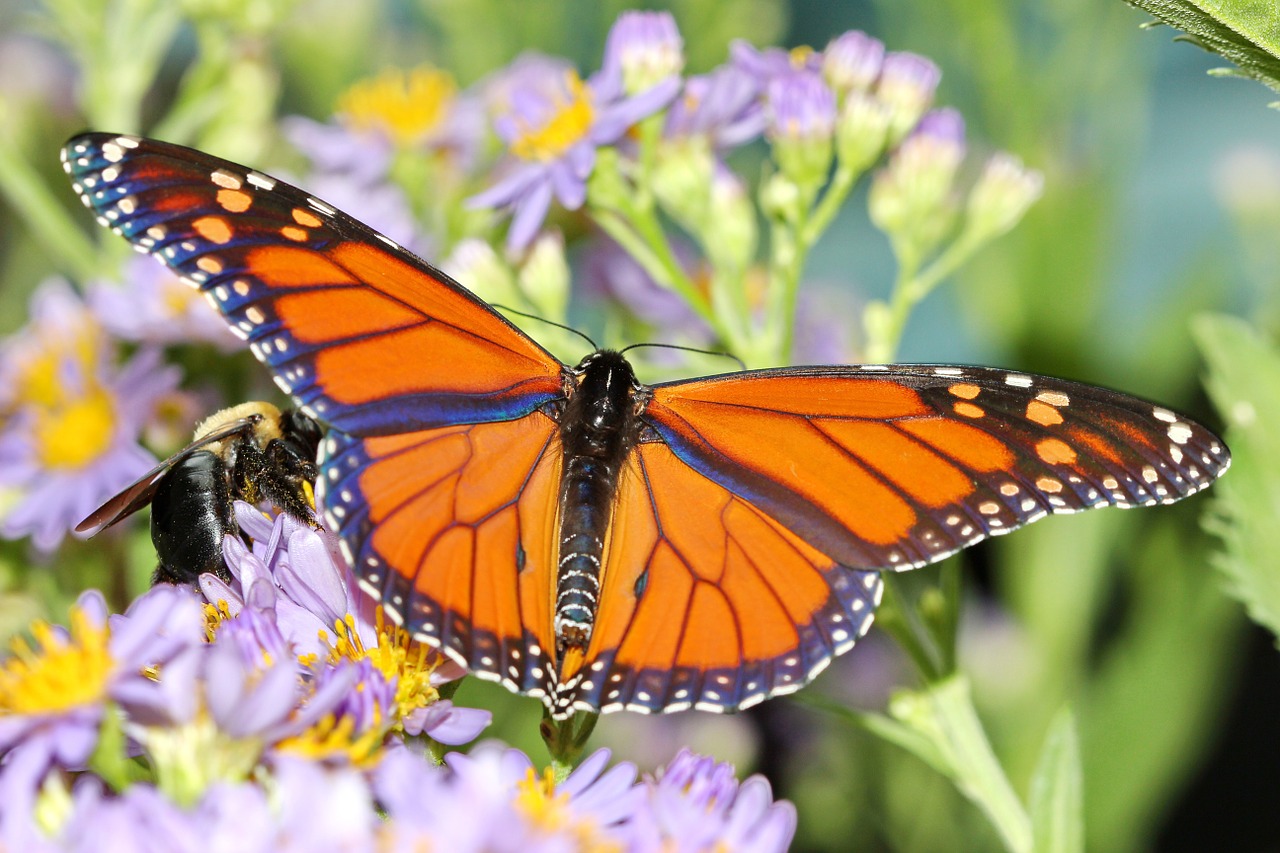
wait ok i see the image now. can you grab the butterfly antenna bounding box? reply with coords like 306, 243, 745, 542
491, 304, 597, 350
619, 342, 748, 372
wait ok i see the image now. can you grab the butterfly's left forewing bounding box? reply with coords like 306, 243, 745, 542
62, 133, 565, 436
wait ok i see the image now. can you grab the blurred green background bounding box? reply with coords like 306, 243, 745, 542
1, 0, 1276, 850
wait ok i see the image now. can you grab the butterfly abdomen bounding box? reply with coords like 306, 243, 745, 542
554, 351, 643, 648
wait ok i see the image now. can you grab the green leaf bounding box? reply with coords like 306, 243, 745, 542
1123, 0, 1280, 97
1193, 313, 1280, 641
1029, 708, 1084, 853
888, 676, 1034, 853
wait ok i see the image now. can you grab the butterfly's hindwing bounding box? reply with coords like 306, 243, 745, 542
317, 415, 562, 699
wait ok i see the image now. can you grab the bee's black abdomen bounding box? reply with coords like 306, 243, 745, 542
151, 451, 234, 584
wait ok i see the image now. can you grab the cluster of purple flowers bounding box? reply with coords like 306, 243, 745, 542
0, 503, 793, 849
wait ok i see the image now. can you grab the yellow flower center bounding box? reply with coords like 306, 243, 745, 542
274, 706, 386, 767
516, 767, 571, 830
14, 321, 102, 410
515, 767, 622, 852
35, 387, 116, 469
0, 607, 113, 714
511, 72, 595, 162
338, 65, 458, 146
313, 610, 442, 730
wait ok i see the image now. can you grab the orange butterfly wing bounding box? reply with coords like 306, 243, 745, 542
643, 365, 1229, 571
558, 441, 882, 714
62, 133, 565, 436
321, 413, 562, 696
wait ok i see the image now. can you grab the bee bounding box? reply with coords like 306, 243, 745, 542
77, 402, 323, 585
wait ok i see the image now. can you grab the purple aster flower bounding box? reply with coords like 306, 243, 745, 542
200, 503, 484, 745
766, 71, 837, 142
0, 587, 204, 814
283, 115, 395, 183
446, 743, 642, 849
633, 749, 797, 852
822, 30, 885, 95
600, 11, 685, 96
469, 47, 679, 251
333, 64, 485, 166
87, 256, 243, 352
0, 278, 181, 552
664, 64, 764, 148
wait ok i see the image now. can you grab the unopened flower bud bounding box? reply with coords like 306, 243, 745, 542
822, 30, 885, 96
766, 72, 836, 188
604, 11, 685, 95
965, 153, 1044, 241
836, 91, 892, 174
869, 109, 965, 251
704, 167, 757, 271
876, 52, 941, 143
443, 238, 519, 307
519, 231, 570, 319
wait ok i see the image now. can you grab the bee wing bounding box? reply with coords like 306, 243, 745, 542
76, 417, 259, 534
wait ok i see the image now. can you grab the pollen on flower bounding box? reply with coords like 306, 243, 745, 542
516, 767, 572, 831
337, 65, 458, 145
203, 600, 234, 641
317, 610, 444, 728
510, 72, 596, 162
275, 710, 386, 767
0, 607, 113, 714
516, 767, 618, 850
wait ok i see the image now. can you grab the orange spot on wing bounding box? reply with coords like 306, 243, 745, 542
216, 188, 252, 212
1036, 437, 1077, 465
292, 208, 323, 227
196, 257, 223, 274
1035, 476, 1063, 493
949, 383, 981, 399
953, 402, 985, 419
281, 226, 309, 242
1026, 399, 1063, 426
193, 216, 232, 244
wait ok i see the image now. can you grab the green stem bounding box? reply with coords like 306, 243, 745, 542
868, 230, 984, 363
878, 574, 945, 679
801, 163, 859, 248
540, 709, 599, 781
0, 139, 99, 282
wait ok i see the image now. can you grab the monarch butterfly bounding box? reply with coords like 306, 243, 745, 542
63, 133, 1229, 719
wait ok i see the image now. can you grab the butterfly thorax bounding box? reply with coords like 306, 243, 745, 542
553, 351, 643, 649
